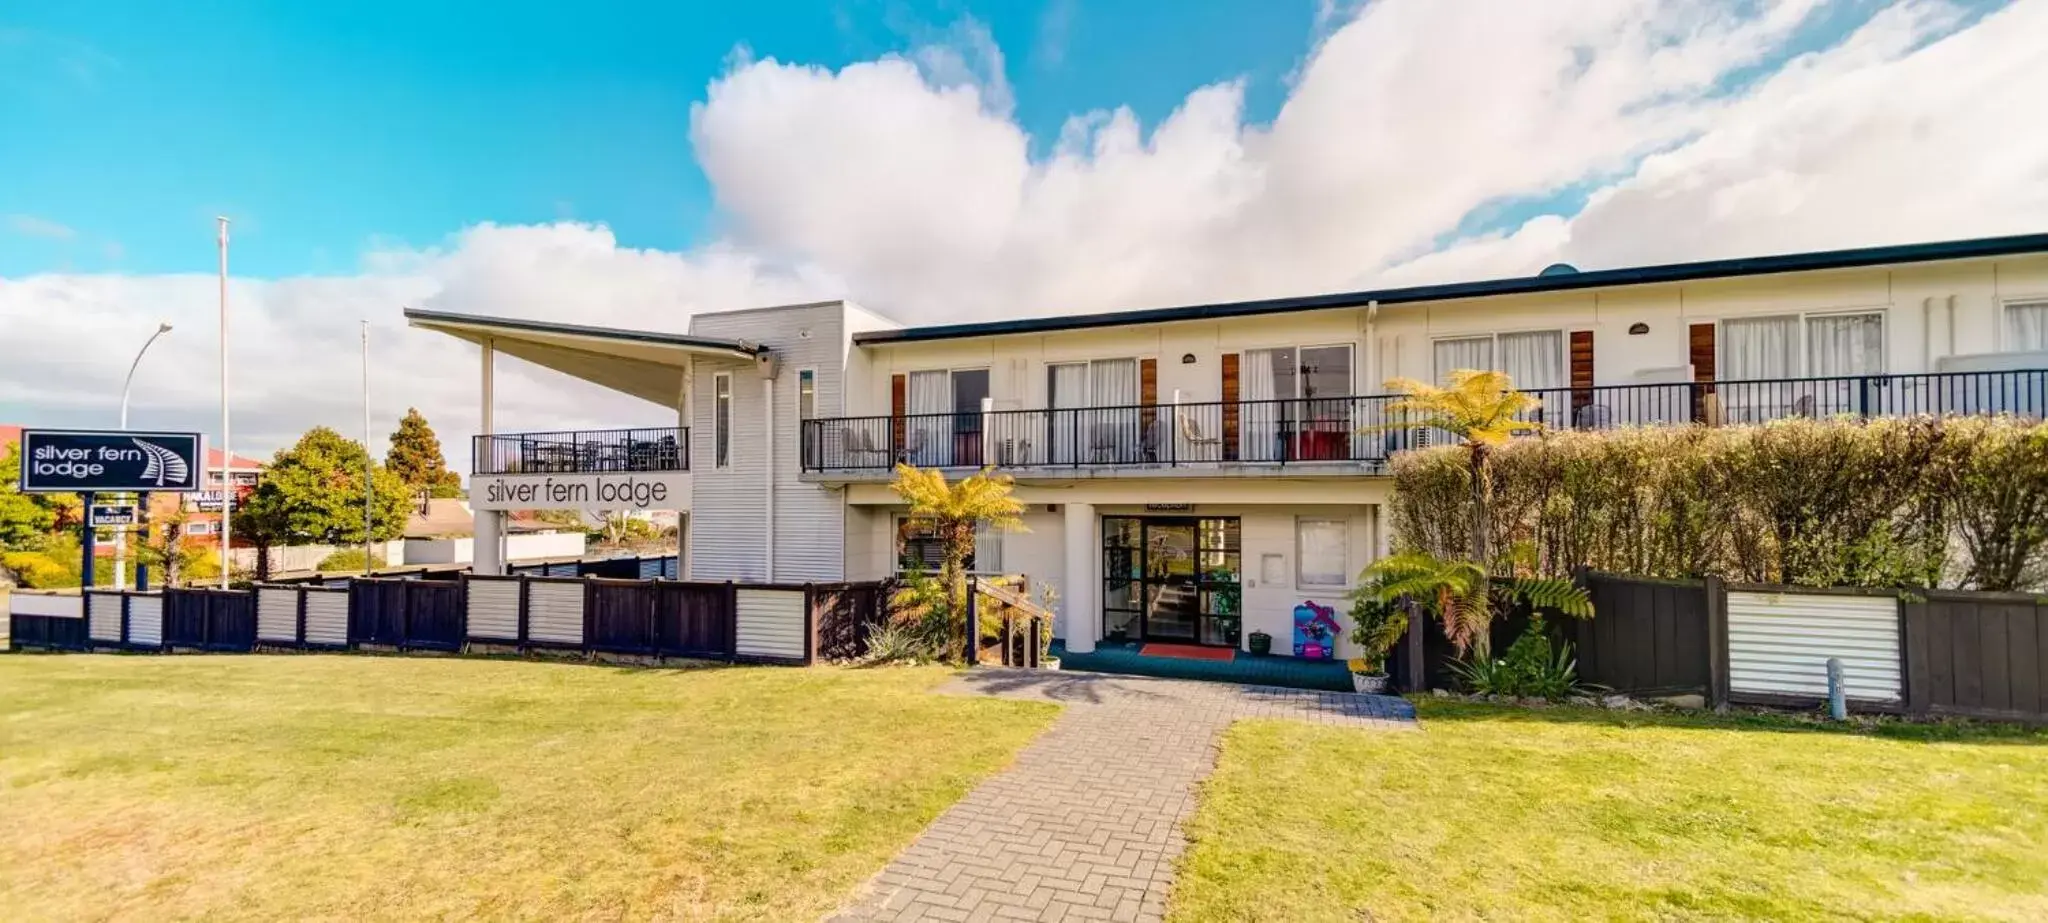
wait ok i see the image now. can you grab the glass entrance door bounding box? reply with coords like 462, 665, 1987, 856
1103, 516, 1242, 647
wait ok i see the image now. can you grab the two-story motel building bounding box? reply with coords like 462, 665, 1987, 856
409, 233, 2048, 660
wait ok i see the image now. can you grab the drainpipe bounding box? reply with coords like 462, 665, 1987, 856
1365, 300, 1379, 391
1945, 295, 1957, 363
764, 375, 775, 582
1921, 297, 1934, 368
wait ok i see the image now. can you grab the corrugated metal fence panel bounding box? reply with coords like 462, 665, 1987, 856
526, 581, 584, 645
1728, 590, 1901, 702
11, 592, 82, 618
545, 563, 579, 578
88, 592, 125, 642
256, 587, 301, 643
303, 590, 350, 646
128, 595, 163, 647
466, 579, 522, 641
735, 588, 806, 661
637, 557, 665, 580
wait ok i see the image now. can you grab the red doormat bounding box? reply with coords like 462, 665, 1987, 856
1138, 642, 1235, 662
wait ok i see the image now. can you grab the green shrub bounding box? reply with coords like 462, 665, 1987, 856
1449, 623, 1586, 700
1391, 416, 2048, 591
1, 550, 72, 588
317, 548, 370, 572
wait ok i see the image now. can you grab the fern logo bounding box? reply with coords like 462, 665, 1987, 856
134, 438, 191, 487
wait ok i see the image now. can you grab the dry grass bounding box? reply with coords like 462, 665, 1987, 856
1175, 699, 2048, 922
0, 654, 1055, 921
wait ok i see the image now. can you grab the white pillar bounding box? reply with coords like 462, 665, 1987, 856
473, 338, 505, 576
1062, 502, 1097, 653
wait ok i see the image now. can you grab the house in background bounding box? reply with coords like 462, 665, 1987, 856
172, 448, 268, 541
410, 232, 2048, 661
401, 497, 588, 565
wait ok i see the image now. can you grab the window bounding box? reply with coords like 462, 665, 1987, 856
904, 367, 990, 467
2008, 301, 2048, 352
187, 520, 216, 536
1241, 345, 1354, 462
895, 517, 1003, 575
1720, 312, 1884, 380
1295, 517, 1349, 588
713, 373, 732, 469
1432, 331, 1565, 391
797, 369, 816, 420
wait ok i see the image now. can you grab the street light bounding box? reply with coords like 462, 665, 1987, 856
113, 322, 175, 590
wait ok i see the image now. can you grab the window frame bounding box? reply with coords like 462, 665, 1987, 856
1716, 309, 1888, 380
2002, 298, 2048, 353
1429, 329, 1566, 387
893, 515, 1003, 576
713, 372, 732, 469
1294, 516, 1351, 589
796, 368, 816, 420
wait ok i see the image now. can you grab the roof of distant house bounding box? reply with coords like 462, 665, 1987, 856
851, 231, 2048, 345
406, 498, 559, 539
205, 448, 268, 470
0, 424, 20, 448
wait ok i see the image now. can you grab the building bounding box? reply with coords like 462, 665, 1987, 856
175, 448, 268, 539
409, 232, 2048, 661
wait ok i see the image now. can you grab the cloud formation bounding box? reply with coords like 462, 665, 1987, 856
3, 0, 2044, 469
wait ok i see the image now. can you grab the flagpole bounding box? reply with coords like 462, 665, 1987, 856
363, 320, 374, 577
217, 216, 232, 589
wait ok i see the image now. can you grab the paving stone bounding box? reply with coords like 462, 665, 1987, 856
828, 670, 1417, 921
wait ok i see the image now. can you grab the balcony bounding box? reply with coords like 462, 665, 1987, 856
473, 427, 689, 475
800, 369, 2047, 477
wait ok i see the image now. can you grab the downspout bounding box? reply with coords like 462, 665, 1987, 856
764, 374, 775, 582
1946, 294, 1957, 363
1365, 300, 1380, 390
1921, 297, 1934, 368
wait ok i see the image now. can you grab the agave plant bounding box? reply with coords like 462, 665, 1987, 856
1358, 550, 1591, 657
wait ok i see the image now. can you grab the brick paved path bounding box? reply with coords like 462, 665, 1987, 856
829, 669, 1416, 922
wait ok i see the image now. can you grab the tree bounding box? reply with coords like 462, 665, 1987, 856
889, 464, 1025, 606
1357, 550, 1590, 657
385, 408, 463, 498
0, 442, 80, 548
239, 427, 411, 556
1378, 369, 1542, 569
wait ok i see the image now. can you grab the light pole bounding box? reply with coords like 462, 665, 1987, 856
114, 322, 174, 590
362, 319, 374, 577
217, 216, 233, 589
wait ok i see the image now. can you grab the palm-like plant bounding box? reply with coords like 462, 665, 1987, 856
1377, 369, 1542, 566
1359, 550, 1590, 657
889, 464, 1026, 605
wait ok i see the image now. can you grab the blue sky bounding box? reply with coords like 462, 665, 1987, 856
1, 0, 1315, 278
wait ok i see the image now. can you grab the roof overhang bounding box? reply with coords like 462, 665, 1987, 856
405, 308, 766, 406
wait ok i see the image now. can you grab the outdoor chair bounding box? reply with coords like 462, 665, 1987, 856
1573, 403, 1613, 429
1178, 411, 1222, 459
841, 427, 891, 468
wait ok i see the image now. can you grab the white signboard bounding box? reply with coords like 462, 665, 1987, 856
470, 471, 690, 512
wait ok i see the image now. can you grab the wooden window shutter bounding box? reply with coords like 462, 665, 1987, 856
890, 374, 907, 452
1569, 330, 1595, 418
1688, 323, 1717, 424
1221, 353, 1241, 461
1139, 358, 1158, 406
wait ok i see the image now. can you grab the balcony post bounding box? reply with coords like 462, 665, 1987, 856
474, 338, 506, 576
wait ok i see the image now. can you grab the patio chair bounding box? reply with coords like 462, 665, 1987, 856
840, 427, 891, 468
1573, 403, 1613, 429
1178, 411, 1222, 458
897, 429, 927, 465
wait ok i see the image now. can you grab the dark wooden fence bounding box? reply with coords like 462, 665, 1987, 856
1905, 591, 2048, 722
656, 581, 735, 659
1574, 572, 1712, 695
163, 588, 258, 652
7, 608, 88, 650
813, 581, 891, 662
349, 579, 465, 651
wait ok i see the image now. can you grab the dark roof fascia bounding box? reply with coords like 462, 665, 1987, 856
403, 308, 766, 356
851, 232, 2048, 345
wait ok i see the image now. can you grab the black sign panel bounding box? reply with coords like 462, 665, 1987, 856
19, 429, 204, 493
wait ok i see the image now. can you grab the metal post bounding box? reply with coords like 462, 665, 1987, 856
114, 322, 174, 590
81, 491, 97, 588
362, 320, 374, 577
217, 216, 233, 589
1827, 657, 1847, 720
1028, 616, 1042, 668
964, 575, 980, 666
135, 492, 150, 590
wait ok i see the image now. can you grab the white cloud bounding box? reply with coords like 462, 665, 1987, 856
7, 214, 78, 240
4, 0, 2045, 468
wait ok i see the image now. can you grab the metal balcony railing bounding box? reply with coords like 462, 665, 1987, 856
799, 368, 2048, 473
473, 427, 689, 475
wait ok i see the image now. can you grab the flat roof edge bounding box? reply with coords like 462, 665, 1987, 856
404, 308, 767, 356
851, 232, 2048, 345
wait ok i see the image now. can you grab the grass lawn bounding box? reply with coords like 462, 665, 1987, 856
1176, 700, 2048, 922
0, 654, 1055, 921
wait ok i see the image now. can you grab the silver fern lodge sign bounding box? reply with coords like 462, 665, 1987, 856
18, 429, 204, 493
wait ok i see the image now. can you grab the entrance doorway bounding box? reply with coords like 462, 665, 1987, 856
1103, 516, 1242, 647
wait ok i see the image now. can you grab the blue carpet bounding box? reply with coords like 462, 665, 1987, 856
1049, 639, 1354, 693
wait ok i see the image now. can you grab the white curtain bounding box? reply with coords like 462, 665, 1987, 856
1089, 359, 1140, 462
906, 371, 950, 465
1806, 313, 1884, 377
1241, 349, 1280, 461
1048, 362, 1088, 464
1432, 337, 1493, 383
1499, 331, 1564, 392
2007, 302, 2048, 352
1720, 316, 1800, 381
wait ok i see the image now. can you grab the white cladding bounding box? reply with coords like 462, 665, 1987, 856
467, 579, 523, 640
88, 593, 124, 642
256, 587, 300, 642
689, 302, 855, 582
1727, 590, 1902, 701
527, 581, 585, 644
303, 591, 350, 646
735, 587, 807, 660
128, 595, 163, 647
11, 592, 81, 619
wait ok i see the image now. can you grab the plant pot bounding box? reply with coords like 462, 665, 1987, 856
1248, 631, 1272, 656
1351, 672, 1390, 695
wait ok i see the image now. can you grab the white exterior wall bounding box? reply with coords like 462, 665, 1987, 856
402, 532, 588, 566
842, 255, 2048, 416
688, 302, 856, 582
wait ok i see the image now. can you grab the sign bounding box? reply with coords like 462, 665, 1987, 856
90, 504, 138, 526
1293, 600, 1340, 660
470, 471, 689, 513
1144, 503, 1195, 512
19, 429, 204, 493
189, 489, 235, 512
